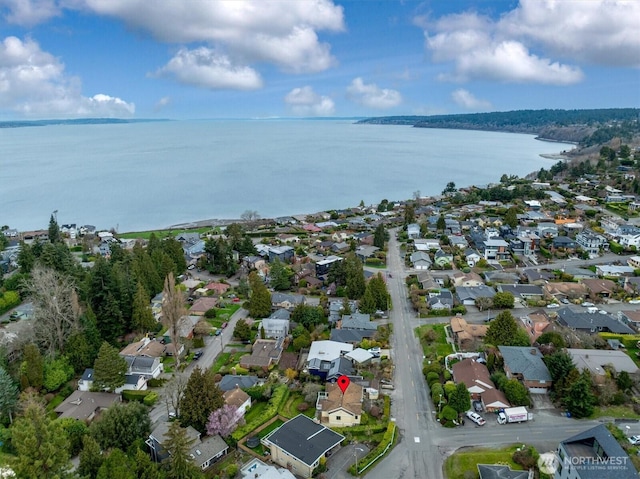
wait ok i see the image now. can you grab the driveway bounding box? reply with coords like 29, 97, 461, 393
326, 443, 370, 479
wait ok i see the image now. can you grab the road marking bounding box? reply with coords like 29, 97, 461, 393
414, 437, 420, 443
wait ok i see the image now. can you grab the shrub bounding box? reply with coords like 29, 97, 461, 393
369, 405, 381, 418
426, 372, 440, 386
440, 405, 457, 421
512, 446, 539, 469
225, 464, 238, 478
204, 308, 217, 318
443, 370, 451, 381
146, 378, 165, 387
297, 402, 309, 412
143, 391, 159, 406
122, 390, 151, 403
192, 337, 205, 348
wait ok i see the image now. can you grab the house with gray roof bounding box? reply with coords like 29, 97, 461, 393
268, 245, 294, 263
498, 346, 552, 394
566, 348, 639, 382
340, 313, 376, 331
556, 424, 639, 479
410, 251, 432, 270
271, 293, 305, 311
330, 329, 375, 345
262, 414, 344, 478
261, 311, 290, 339
147, 421, 228, 471
407, 223, 421, 239
427, 289, 454, 310
556, 307, 635, 335
456, 285, 496, 306
218, 375, 263, 392
496, 284, 543, 302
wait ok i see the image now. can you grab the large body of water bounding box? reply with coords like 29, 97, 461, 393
0, 120, 572, 232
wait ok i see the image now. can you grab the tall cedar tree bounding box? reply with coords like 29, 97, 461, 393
248, 271, 272, 318
21, 343, 44, 390
97, 448, 135, 479
132, 282, 156, 333
404, 203, 415, 226
12, 394, 71, 479
484, 310, 529, 347
436, 214, 446, 232
369, 273, 391, 310
359, 287, 377, 314
269, 259, 293, 291
0, 366, 18, 423
345, 254, 366, 300
48, 213, 61, 244
90, 401, 150, 451
92, 342, 128, 392
162, 421, 203, 479
448, 382, 471, 415
373, 224, 386, 249
78, 435, 104, 479
180, 367, 224, 433
64, 308, 102, 374
89, 256, 125, 342
162, 272, 186, 369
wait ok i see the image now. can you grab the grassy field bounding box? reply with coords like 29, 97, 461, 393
280, 393, 315, 419
416, 323, 453, 359
444, 445, 523, 479
590, 405, 640, 419
118, 226, 217, 240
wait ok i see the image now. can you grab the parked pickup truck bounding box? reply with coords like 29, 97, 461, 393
497, 407, 532, 424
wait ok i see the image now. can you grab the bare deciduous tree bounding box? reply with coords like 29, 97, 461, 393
162, 272, 186, 369
25, 266, 80, 356
240, 210, 260, 229
164, 372, 188, 418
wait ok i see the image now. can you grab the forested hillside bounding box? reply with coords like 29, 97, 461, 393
358, 109, 640, 145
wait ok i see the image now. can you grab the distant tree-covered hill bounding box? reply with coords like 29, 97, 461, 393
358, 109, 640, 145
0, 118, 169, 128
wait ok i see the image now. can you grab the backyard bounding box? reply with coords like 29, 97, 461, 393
444, 445, 524, 479
416, 323, 454, 361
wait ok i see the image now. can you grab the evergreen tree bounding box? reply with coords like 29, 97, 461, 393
484, 311, 529, 346
88, 256, 125, 342
17, 241, 35, 274
503, 379, 530, 407
12, 394, 71, 479
132, 282, 156, 333
404, 203, 415, 226
0, 366, 18, 423
373, 224, 387, 249
90, 401, 150, 451
504, 207, 518, 228
345, 254, 365, 300
132, 243, 163, 297
92, 342, 128, 392
134, 447, 166, 479
269, 259, 293, 291
369, 273, 390, 310
327, 259, 347, 285
78, 435, 104, 479
162, 421, 203, 479
233, 319, 252, 341
48, 213, 61, 244
97, 448, 135, 479
21, 343, 44, 390
448, 383, 471, 415
180, 367, 224, 433
341, 297, 352, 315
359, 286, 377, 314
290, 304, 325, 328
247, 271, 271, 318
563, 372, 596, 418
436, 214, 446, 232
162, 237, 188, 275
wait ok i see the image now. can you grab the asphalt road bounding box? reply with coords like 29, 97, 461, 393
362, 228, 607, 479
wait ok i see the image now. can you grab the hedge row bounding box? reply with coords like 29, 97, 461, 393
232, 384, 289, 440
333, 422, 388, 436
347, 422, 396, 476
122, 390, 153, 402
599, 332, 640, 349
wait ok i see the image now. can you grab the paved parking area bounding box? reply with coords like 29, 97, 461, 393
326, 443, 370, 479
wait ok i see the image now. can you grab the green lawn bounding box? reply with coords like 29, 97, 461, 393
444, 446, 523, 479
590, 405, 640, 419
416, 323, 453, 359
280, 393, 315, 419
244, 401, 269, 426
118, 226, 217, 240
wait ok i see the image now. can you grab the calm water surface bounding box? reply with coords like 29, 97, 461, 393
0, 120, 572, 232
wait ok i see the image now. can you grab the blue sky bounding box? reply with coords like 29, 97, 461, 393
0, 0, 638, 120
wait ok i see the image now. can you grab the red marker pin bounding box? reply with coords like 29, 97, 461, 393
337, 375, 350, 394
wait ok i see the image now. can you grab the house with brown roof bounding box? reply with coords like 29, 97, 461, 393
119, 337, 166, 358
582, 278, 617, 299
618, 310, 640, 330
223, 387, 252, 416
239, 338, 284, 370
543, 282, 588, 302
450, 317, 488, 351
204, 282, 231, 296
449, 271, 485, 288
519, 311, 550, 343
190, 297, 219, 315
316, 382, 363, 427
452, 358, 510, 412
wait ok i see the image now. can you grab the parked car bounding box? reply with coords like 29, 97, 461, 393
215, 329, 222, 336
629, 435, 640, 445
561, 298, 570, 304
221, 322, 228, 329
193, 351, 203, 360
466, 411, 486, 426
546, 303, 559, 309
369, 347, 381, 357
581, 302, 595, 307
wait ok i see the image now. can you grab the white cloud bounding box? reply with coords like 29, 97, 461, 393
442, 40, 584, 85
346, 77, 402, 110
420, 1, 640, 85
501, 0, 640, 67
451, 89, 491, 110
0, 36, 134, 117
154, 96, 171, 111
284, 86, 335, 116
78, 0, 344, 74
0, 0, 60, 26
153, 47, 262, 90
